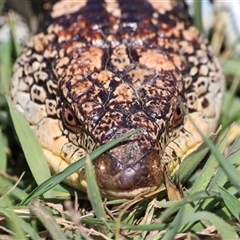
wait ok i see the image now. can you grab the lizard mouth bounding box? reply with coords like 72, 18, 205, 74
94, 145, 163, 199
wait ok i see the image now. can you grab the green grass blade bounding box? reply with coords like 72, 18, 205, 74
221, 68, 240, 127
176, 127, 236, 232
0, 41, 12, 93
193, 0, 203, 33
173, 211, 238, 239
137, 202, 155, 240
218, 186, 240, 222
80, 207, 237, 237
0, 129, 7, 172
191, 129, 227, 192
185, 137, 240, 231
0, 178, 28, 203
0, 199, 40, 240
81, 217, 163, 232
19, 130, 139, 206
158, 191, 220, 224
6, 96, 54, 199
162, 206, 184, 240
206, 137, 240, 195
9, 12, 22, 57
186, 110, 240, 192
222, 58, 240, 77
0, 0, 5, 13
175, 131, 218, 182
85, 154, 107, 221
196, 134, 240, 192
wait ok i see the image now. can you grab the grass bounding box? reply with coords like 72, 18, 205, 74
1, 1, 240, 239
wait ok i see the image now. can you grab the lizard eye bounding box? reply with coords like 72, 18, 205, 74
62, 105, 79, 131
173, 104, 184, 126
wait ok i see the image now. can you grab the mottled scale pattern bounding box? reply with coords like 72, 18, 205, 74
11, 0, 225, 199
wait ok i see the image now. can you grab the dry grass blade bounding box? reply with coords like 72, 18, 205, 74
29, 199, 67, 240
